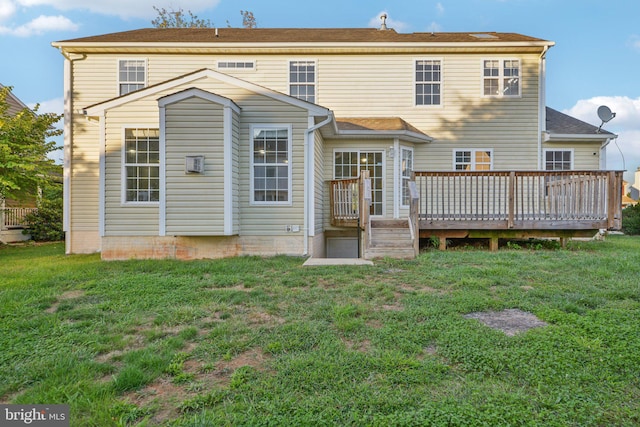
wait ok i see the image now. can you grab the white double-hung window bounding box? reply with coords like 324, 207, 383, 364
118, 59, 146, 96
483, 59, 520, 97
251, 125, 292, 204
289, 61, 316, 103
123, 128, 160, 203
415, 59, 442, 106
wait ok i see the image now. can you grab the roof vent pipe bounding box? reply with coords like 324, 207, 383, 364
215, 28, 219, 37
379, 13, 388, 31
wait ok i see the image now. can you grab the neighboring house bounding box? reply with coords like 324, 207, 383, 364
0, 84, 36, 243
52, 26, 621, 260
626, 167, 640, 202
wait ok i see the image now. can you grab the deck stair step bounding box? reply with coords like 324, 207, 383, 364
365, 219, 416, 260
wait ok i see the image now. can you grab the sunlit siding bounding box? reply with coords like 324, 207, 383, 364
543, 142, 602, 170
165, 97, 225, 235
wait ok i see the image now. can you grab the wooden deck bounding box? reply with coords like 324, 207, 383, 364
330, 170, 623, 254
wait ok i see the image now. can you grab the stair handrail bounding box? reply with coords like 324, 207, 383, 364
408, 180, 420, 257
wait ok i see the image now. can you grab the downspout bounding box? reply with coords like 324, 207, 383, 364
538, 45, 549, 170
57, 48, 87, 254
303, 112, 334, 256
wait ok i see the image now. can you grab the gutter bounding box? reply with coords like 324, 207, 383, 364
303, 112, 334, 257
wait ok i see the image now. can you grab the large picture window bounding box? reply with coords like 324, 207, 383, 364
415, 60, 441, 106
251, 126, 291, 204
483, 59, 520, 97
124, 128, 159, 203
119, 59, 146, 96
454, 149, 492, 171
289, 61, 315, 103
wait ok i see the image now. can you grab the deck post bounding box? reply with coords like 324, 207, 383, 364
359, 170, 371, 258
508, 171, 515, 228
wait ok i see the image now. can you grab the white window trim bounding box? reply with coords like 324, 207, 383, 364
452, 148, 494, 171
333, 149, 386, 217
543, 148, 574, 170
117, 58, 148, 97
217, 60, 256, 71
414, 57, 444, 108
400, 146, 414, 209
121, 126, 160, 206
480, 58, 521, 98
288, 59, 317, 103
250, 124, 293, 206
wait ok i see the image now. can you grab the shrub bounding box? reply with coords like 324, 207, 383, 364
621, 203, 640, 235
22, 196, 64, 241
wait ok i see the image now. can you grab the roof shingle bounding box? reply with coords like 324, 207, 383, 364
546, 107, 614, 136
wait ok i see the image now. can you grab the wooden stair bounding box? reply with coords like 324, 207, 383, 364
364, 219, 417, 260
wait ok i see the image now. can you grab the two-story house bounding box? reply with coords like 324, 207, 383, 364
52, 26, 620, 260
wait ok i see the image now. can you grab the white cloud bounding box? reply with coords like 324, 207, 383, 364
1, 14, 77, 36
426, 21, 442, 33
368, 11, 409, 32
29, 96, 64, 115
436, 2, 445, 16
630, 35, 640, 51
564, 96, 640, 179
15, 0, 220, 19
0, 0, 16, 21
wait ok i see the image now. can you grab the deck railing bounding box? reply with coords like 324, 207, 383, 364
413, 170, 623, 230
329, 177, 360, 227
1, 207, 36, 229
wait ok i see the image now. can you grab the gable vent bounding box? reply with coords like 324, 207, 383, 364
185, 156, 204, 174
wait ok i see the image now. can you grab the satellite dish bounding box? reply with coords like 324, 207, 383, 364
596, 105, 616, 133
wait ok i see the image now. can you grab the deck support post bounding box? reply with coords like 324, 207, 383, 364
489, 237, 499, 251
439, 237, 447, 251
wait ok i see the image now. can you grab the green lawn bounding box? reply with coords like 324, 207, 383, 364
1, 237, 639, 426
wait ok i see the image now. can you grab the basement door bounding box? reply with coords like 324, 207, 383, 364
334, 150, 384, 216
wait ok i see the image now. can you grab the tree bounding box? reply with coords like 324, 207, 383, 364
151, 6, 257, 29
151, 6, 213, 28
0, 86, 62, 201
241, 10, 257, 28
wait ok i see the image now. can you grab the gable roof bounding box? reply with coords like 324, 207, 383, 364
84, 68, 330, 117
545, 107, 615, 142
1, 84, 29, 116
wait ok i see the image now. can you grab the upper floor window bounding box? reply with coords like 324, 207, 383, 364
124, 128, 160, 203
251, 126, 292, 204
544, 150, 573, 170
119, 59, 146, 96
415, 60, 441, 106
454, 149, 492, 171
483, 59, 520, 97
289, 61, 315, 103
217, 61, 255, 70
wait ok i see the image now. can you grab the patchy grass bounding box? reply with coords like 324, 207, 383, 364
1, 237, 640, 426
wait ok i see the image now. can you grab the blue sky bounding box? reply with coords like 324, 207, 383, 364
1, 0, 639, 180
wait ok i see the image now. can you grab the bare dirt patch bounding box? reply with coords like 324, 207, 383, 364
464, 309, 548, 336
193, 348, 270, 387
45, 290, 86, 313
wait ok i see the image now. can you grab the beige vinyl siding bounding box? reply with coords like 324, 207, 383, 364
103, 100, 160, 236
239, 111, 309, 236
231, 111, 240, 235
165, 97, 225, 235
314, 131, 325, 234
543, 142, 602, 170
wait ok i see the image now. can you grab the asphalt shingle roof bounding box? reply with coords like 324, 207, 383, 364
56, 28, 548, 44
546, 107, 614, 136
